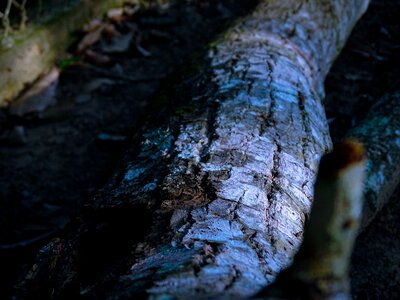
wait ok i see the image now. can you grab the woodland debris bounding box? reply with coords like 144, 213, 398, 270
9, 68, 59, 117
83, 49, 113, 67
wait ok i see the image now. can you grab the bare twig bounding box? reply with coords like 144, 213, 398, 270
12, 0, 28, 30
1, 0, 13, 39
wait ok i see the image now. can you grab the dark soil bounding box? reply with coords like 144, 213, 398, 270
0, 0, 399, 299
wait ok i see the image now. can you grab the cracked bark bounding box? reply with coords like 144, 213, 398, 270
15, 1, 370, 299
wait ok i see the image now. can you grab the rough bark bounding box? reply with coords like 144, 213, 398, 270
16, 1, 370, 299
347, 91, 400, 229
256, 141, 366, 300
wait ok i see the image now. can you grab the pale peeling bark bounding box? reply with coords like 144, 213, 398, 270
347, 91, 400, 229
16, 1, 370, 299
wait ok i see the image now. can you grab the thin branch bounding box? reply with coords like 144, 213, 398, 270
2, 0, 13, 39
12, 0, 28, 30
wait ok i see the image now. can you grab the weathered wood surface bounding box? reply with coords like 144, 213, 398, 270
348, 91, 400, 229
16, 1, 370, 299
256, 142, 366, 300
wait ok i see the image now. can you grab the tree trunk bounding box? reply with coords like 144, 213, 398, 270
16, 1, 370, 299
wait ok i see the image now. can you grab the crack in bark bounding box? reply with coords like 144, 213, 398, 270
200, 99, 220, 164
266, 60, 276, 127
223, 265, 241, 292
297, 90, 312, 170
228, 190, 246, 225
263, 134, 284, 263
218, 197, 260, 213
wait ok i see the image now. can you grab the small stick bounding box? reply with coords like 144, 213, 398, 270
12, 0, 28, 30
1, 0, 13, 39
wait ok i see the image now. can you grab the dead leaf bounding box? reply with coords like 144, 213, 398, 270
107, 8, 126, 24
107, 8, 124, 19
84, 49, 113, 66
103, 23, 121, 41
75, 78, 116, 104
83, 19, 103, 32
134, 43, 152, 57
86, 78, 116, 93
123, 4, 140, 17
131, 33, 152, 56
77, 24, 105, 53
9, 68, 60, 116
100, 31, 133, 53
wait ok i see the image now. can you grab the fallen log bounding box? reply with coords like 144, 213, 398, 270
15, 0, 370, 299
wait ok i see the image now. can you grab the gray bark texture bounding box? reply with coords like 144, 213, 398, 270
256, 141, 366, 300
16, 1, 371, 299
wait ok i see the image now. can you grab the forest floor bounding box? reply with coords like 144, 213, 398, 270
0, 0, 399, 299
